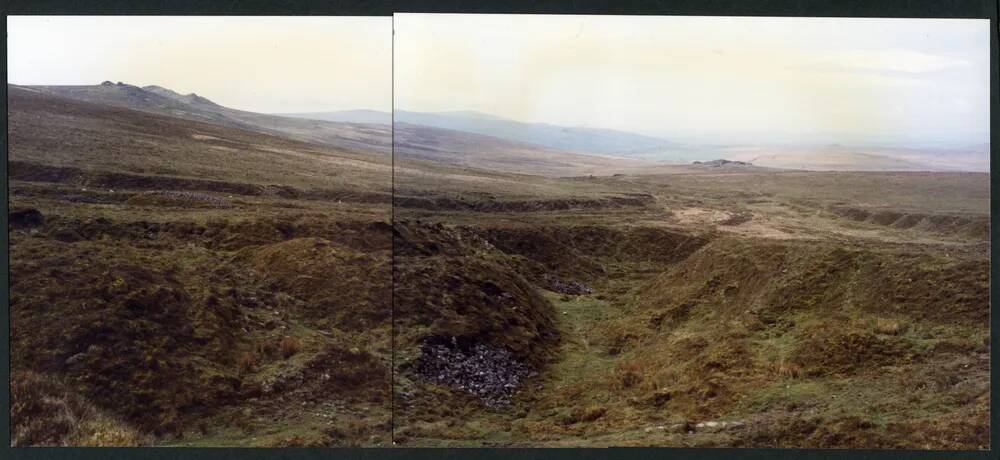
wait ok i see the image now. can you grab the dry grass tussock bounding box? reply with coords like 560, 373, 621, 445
613, 361, 645, 390
873, 317, 907, 335
280, 336, 302, 359
11, 370, 148, 446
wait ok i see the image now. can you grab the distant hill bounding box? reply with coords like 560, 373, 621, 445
394, 110, 678, 157
394, 109, 988, 172
7, 85, 393, 193
722, 145, 988, 172
279, 109, 391, 125
14, 82, 390, 155
393, 122, 684, 177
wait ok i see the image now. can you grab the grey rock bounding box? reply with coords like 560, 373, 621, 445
64, 352, 87, 366
414, 338, 533, 408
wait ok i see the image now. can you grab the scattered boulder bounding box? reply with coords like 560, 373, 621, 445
694, 420, 747, 431
644, 420, 746, 434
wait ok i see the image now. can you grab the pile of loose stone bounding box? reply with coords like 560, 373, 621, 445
544, 275, 594, 295
414, 338, 535, 408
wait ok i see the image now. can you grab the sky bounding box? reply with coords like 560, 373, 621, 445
7, 16, 391, 113
394, 14, 990, 147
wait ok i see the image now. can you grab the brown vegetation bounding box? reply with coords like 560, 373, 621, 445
280, 337, 301, 359
11, 371, 147, 446
8, 86, 392, 447
9, 83, 989, 449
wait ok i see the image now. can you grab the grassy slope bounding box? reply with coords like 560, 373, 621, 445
9, 86, 391, 194
19, 83, 392, 155
9, 88, 392, 447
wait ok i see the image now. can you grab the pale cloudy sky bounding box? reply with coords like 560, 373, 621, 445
7, 16, 391, 113
394, 14, 989, 146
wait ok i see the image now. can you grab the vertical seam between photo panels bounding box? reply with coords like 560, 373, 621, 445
3, 35, 10, 449
390, 12, 396, 446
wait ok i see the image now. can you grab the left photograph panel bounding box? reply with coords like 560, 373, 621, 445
7, 16, 393, 447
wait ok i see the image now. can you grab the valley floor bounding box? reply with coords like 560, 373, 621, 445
391, 170, 990, 449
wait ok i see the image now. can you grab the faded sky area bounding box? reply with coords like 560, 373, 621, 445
394, 14, 989, 147
7, 16, 391, 113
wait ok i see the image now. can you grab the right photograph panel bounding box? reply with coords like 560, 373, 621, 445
391, 14, 990, 448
